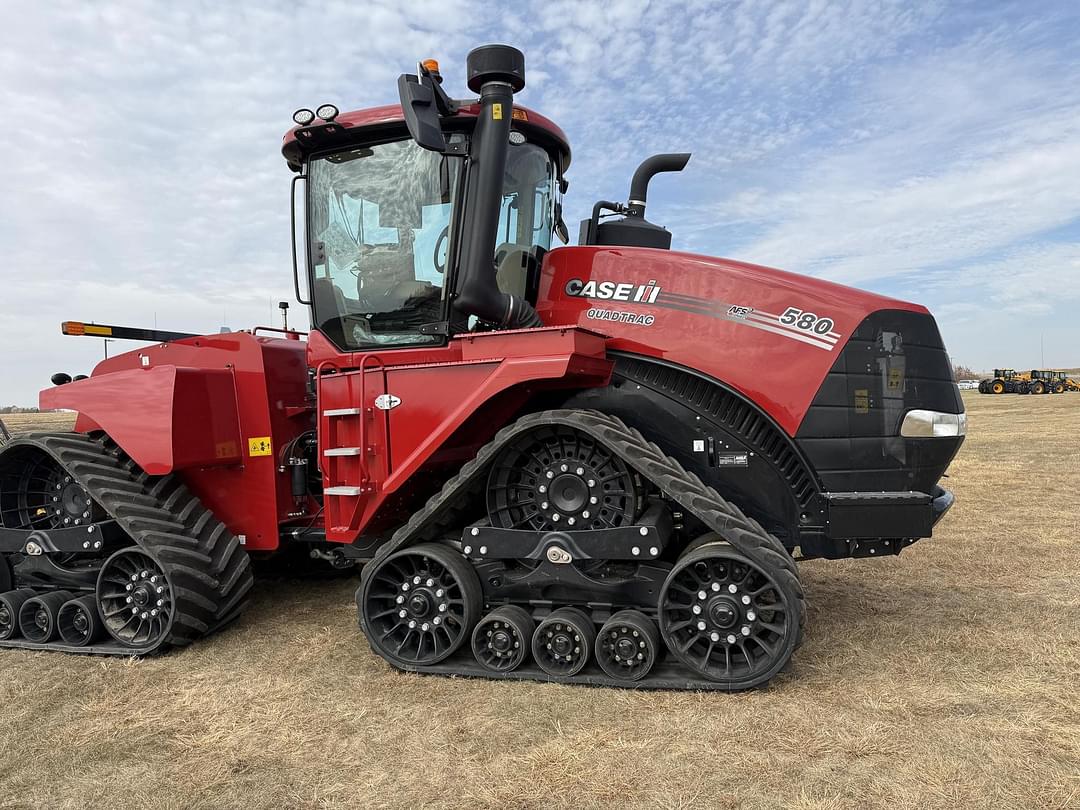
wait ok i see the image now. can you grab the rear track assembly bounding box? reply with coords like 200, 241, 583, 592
0, 433, 253, 655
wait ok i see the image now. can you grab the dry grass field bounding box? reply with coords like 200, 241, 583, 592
1, 394, 1078, 809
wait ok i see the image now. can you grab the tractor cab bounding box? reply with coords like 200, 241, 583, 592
282, 47, 571, 358
303, 131, 556, 352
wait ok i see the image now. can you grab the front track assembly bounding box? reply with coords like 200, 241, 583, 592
0, 433, 253, 655
359, 409, 805, 691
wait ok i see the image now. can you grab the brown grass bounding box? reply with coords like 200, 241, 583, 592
1, 394, 1078, 809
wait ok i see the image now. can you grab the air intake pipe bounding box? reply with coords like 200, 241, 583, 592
452, 45, 542, 329
626, 153, 691, 218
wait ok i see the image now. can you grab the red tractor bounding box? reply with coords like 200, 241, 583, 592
0, 46, 965, 690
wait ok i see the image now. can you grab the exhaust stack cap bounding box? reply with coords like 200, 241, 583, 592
628, 153, 691, 218
467, 45, 525, 93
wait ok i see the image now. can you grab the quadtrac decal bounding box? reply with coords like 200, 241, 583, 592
565, 278, 660, 327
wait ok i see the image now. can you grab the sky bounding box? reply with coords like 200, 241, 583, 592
1, 0, 1079, 405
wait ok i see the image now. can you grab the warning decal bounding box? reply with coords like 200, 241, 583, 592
248, 437, 273, 457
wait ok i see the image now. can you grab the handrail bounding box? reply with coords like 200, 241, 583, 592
291, 174, 312, 305
314, 360, 341, 483
356, 354, 386, 487
252, 326, 308, 339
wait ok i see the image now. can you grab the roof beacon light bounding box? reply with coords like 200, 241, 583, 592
292, 108, 315, 126
316, 104, 339, 121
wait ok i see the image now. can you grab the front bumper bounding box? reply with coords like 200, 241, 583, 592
799, 484, 956, 559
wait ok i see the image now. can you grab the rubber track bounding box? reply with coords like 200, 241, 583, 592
358, 409, 805, 687
0, 433, 253, 655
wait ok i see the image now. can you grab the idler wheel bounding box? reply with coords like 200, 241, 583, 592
97, 547, 176, 648
658, 540, 799, 689
361, 543, 482, 667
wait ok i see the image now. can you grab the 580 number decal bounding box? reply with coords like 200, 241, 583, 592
779, 307, 834, 335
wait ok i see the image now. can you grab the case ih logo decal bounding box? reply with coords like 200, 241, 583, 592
565, 278, 662, 303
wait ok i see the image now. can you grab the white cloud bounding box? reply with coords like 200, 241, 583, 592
1, 1, 1078, 405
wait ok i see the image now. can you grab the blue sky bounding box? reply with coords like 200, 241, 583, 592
2, 1, 1079, 405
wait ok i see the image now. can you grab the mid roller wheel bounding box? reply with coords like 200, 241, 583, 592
97, 547, 176, 648
659, 541, 799, 689
471, 605, 534, 672
58, 594, 105, 646
532, 607, 595, 677
361, 543, 482, 667
595, 609, 661, 682
0, 588, 36, 640
18, 590, 74, 643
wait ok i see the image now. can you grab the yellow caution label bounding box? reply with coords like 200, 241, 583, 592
492, 103, 503, 120
248, 437, 273, 457
888, 368, 903, 389
854, 389, 870, 414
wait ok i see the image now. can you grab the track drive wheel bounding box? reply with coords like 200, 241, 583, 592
659, 541, 800, 690
471, 605, 534, 672
361, 543, 482, 667
595, 609, 661, 681
1054, 383, 1065, 394
1031, 381, 1045, 395
992, 381, 1005, 394
532, 607, 595, 677
487, 425, 640, 531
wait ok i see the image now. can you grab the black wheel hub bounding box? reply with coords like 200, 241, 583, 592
487, 425, 639, 532
550, 631, 574, 656
549, 473, 589, 513
708, 597, 739, 629
490, 628, 513, 653
614, 637, 637, 659
34, 608, 49, 631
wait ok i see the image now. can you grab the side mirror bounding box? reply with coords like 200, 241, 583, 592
398, 74, 449, 153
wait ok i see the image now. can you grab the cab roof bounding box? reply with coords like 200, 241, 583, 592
281, 103, 571, 174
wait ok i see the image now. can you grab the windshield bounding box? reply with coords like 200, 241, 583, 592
494, 142, 555, 300
308, 139, 461, 349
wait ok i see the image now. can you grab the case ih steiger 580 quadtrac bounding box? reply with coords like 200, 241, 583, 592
0, 46, 965, 690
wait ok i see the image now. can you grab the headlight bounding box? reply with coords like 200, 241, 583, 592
900, 410, 967, 438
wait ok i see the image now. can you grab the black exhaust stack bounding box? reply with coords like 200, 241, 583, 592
580, 153, 691, 249
452, 45, 542, 329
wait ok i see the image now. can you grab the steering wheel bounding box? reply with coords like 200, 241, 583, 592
432, 225, 450, 274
